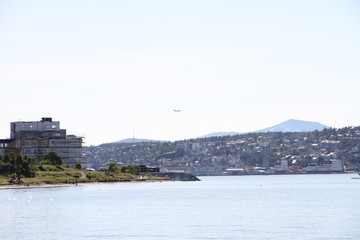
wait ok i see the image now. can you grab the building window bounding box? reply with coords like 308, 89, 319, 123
52, 125, 57, 129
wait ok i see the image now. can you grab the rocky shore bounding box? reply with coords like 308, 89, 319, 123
150, 172, 200, 181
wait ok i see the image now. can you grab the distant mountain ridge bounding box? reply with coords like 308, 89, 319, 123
114, 138, 166, 143
198, 132, 239, 138
113, 119, 329, 143
199, 119, 328, 138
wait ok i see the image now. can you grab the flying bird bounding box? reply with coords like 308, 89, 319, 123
173, 109, 181, 112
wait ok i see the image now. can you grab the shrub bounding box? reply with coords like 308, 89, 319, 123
75, 163, 82, 170
43, 151, 62, 165
0, 162, 15, 173
108, 162, 118, 172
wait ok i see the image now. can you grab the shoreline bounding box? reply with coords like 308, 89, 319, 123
0, 179, 174, 190
2, 172, 356, 190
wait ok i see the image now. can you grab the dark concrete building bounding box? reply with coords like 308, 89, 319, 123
0, 117, 84, 166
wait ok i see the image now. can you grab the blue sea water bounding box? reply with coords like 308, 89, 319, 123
1, 174, 360, 240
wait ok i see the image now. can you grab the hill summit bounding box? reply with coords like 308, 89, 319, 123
255, 119, 328, 133
200, 119, 328, 138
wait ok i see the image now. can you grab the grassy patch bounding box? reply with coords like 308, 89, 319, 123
0, 165, 148, 186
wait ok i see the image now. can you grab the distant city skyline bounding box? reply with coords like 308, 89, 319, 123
1, 0, 359, 146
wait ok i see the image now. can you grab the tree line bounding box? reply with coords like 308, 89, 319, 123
0, 151, 64, 177
0, 153, 36, 177
108, 162, 140, 175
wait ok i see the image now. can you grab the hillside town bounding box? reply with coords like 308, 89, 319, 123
85, 126, 360, 175
1, 117, 360, 176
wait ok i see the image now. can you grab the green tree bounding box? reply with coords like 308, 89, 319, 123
0, 154, 14, 173
9, 153, 16, 166
22, 156, 33, 177
108, 162, 118, 172
3, 154, 10, 163
0, 154, 35, 176
120, 165, 140, 175
15, 154, 35, 177
15, 154, 24, 176
0, 162, 14, 173
129, 165, 140, 175
75, 163, 82, 170
42, 151, 62, 165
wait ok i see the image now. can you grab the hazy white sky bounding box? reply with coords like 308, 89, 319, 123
0, 0, 359, 145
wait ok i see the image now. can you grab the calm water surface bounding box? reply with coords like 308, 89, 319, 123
1, 174, 360, 240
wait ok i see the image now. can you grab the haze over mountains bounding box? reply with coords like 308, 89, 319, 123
115, 119, 328, 144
